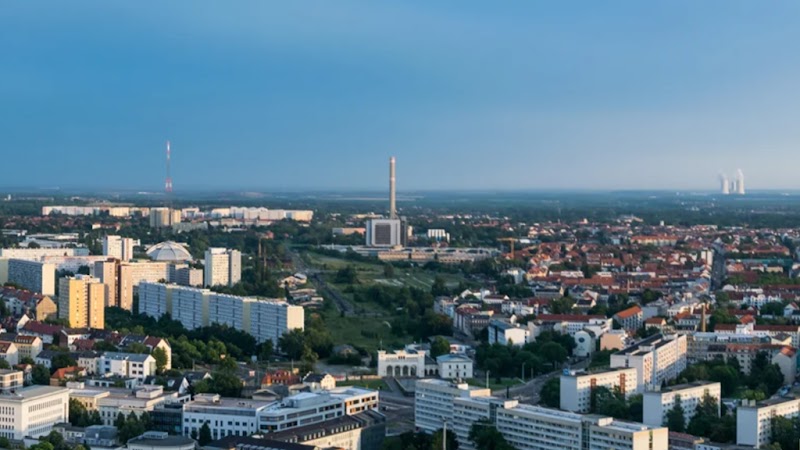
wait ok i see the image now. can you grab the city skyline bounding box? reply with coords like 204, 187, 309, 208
3, 2, 800, 191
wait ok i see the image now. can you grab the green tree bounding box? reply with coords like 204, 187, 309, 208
430, 337, 451, 359
199, 422, 213, 446
687, 394, 721, 437
549, 297, 575, 314
51, 353, 77, 372
383, 264, 395, 279
32, 364, 50, 385
468, 419, 516, 450
0, 360, 9, 370
0, 437, 9, 448
540, 378, 560, 408
279, 329, 308, 360
665, 395, 686, 432
432, 428, 458, 450
539, 342, 567, 369
152, 347, 169, 374
259, 340, 274, 362
771, 416, 798, 450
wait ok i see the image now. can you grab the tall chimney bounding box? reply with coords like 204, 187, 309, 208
389, 157, 397, 219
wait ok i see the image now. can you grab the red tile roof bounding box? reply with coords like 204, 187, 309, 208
614, 306, 642, 320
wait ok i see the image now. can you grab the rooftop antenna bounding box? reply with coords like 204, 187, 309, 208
165, 140, 173, 195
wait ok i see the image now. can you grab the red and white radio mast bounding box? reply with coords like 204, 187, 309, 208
165, 140, 173, 194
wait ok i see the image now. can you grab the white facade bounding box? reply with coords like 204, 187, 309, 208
7, 259, 55, 296
436, 354, 473, 380
414, 379, 491, 433
487, 320, 530, 346
102, 235, 135, 262
560, 368, 638, 413
737, 397, 800, 447
377, 350, 426, 378
365, 219, 404, 247
642, 382, 720, 428
0, 385, 69, 440
204, 248, 241, 288
98, 352, 156, 380
139, 283, 304, 344
496, 405, 668, 450
183, 388, 378, 441
610, 334, 687, 392
0, 247, 89, 260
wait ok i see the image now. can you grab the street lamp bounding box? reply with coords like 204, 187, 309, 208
521, 362, 526, 382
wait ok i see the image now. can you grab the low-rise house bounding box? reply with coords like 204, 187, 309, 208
0, 341, 19, 366
302, 373, 336, 391
436, 354, 473, 379
98, 352, 157, 381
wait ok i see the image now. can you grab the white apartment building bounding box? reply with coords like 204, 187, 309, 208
642, 381, 720, 428
532, 314, 612, 337
0, 385, 69, 440
204, 248, 241, 287
487, 320, 530, 346
97, 352, 156, 380
7, 259, 55, 296
560, 367, 638, 413
102, 235, 135, 261
496, 404, 668, 450
0, 247, 89, 260
414, 379, 491, 433
139, 283, 304, 344
452, 396, 518, 450
183, 388, 377, 441
610, 334, 687, 391
737, 397, 800, 447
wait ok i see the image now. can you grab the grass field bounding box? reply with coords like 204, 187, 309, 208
303, 250, 467, 352
304, 252, 464, 290
338, 378, 390, 390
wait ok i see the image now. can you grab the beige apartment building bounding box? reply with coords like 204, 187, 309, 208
58, 276, 106, 329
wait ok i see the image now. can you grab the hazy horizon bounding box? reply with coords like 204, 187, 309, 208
3, 2, 800, 191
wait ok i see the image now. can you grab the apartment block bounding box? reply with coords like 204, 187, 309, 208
0, 369, 24, 392
642, 381, 721, 428
737, 397, 800, 447
8, 259, 56, 296
610, 334, 687, 391
102, 235, 134, 262
58, 276, 106, 329
138, 283, 304, 344
498, 405, 667, 450
560, 367, 638, 413
118, 261, 170, 311
414, 379, 491, 433
204, 248, 241, 287
0, 385, 69, 440
0, 247, 89, 260
452, 396, 518, 450
93, 259, 118, 307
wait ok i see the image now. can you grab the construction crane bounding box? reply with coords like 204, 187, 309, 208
498, 238, 516, 259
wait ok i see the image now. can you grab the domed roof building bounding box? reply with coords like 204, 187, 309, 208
146, 241, 193, 262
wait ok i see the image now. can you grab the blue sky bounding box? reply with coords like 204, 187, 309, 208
2, 1, 800, 191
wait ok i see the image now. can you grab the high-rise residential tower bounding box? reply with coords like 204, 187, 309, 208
204, 248, 242, 287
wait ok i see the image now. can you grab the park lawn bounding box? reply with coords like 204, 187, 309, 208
338, 378, 390, 390
321, 307, 409, 353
